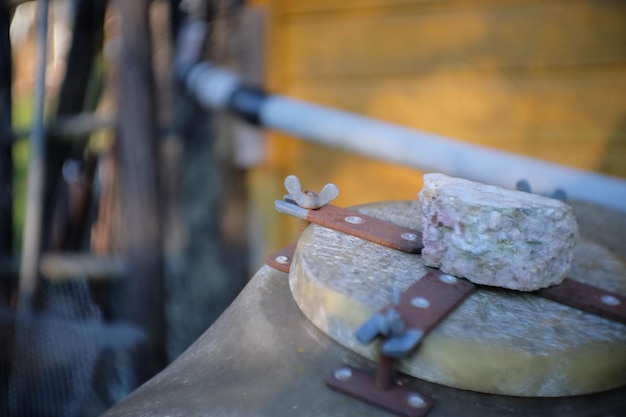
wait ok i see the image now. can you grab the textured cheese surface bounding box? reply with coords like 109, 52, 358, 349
419, 173, 579, 291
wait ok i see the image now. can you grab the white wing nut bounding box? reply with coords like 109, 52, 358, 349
419, 173, 578, 291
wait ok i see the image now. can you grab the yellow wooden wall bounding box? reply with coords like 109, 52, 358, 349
247, 0, 626, 263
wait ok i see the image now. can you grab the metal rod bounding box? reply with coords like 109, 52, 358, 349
376, 355, 395, 390
18, 0, 50, 315
185, 62, 626, 213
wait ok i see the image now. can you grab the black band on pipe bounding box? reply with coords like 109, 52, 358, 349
228, 86, 268, 126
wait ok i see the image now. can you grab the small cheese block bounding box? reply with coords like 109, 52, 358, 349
419, 173, 578, 291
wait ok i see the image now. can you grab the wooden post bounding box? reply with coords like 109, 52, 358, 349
115, 0, 167, 381
18, 0, 49, 315
0, 0, 12, 264
45, 0, 106, 252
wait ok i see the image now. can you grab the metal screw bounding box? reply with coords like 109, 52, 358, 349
401, 232, 418, 241
334, 367, 352, 381
345, 215, 364, 224
407, 393, 426, 408
284, 175, 339, 209
439, 274, 458, 284
601, 294, 621, 306
275, 255, 289, 264
410, 297, 430, 309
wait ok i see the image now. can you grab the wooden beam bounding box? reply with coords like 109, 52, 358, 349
10, 112, 117, 143
0, 0, 13, 260
39, 253, 127, 281
115, 0, 167, 382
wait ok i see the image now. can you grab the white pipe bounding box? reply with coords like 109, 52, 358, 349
261, 96, 626, 211
186, 63, 626, 212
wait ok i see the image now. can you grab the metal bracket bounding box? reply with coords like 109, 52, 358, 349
357, 270, 476, 357
326, 364, 433, 417
267, 201, 423, 273
276, 200, 423, 253
266, 243, 297, 273
537, 278, 626, 324
326, 270, 475, 417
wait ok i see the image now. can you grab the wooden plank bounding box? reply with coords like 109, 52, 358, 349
278, 1, 626, 78
283, 67, 626, 176
286, 68, 626, 131
259, 0, 626, 254
277, 0, 530, 15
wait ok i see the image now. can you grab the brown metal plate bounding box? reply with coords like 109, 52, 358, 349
326, 366, 434, 417
306, 204, 423, 253
392, 270, 475, 336
266, 243, 296, 273
537, 277, 626, 324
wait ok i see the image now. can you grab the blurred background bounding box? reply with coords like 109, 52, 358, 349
0, 0, 624, 415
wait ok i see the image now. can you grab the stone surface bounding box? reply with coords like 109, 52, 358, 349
419, 173, 578, 291
289, 200, 626, 397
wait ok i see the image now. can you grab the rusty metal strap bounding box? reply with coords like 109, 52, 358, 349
266, 243, 296, 273
394, 270, 475, 336
268, 201, 422, 273
357, 270, 476, 358
275, 201, 423, 253
326, 366, 434, 417
326, 270, 474, 416
536, 278, 626, 324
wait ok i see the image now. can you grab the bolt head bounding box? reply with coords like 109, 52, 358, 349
334, 367, 352, 381
410, 297, 430, 309
345, 215, 364, 224
439, 274, 458, 284
601, 294, 620, 306
275, 255, 290, 264
401, 232, 418, 241
407, 393, 426, 408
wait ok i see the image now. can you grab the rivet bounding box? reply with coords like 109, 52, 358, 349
411, 297, 430, 309
407, 393, 426, 408
275, 255, 290, 264
345, 216, 364, 224
401, 232, 418, 241
601, 294, 621, 306
334, 367, 352, 381
439, 274, 458, 284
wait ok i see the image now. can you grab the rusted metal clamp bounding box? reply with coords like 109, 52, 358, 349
326, 270, 475, 417
267, 175, 423, 272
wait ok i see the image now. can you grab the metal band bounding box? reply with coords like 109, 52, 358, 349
326, 365, 434, 417
228, 86, 268, 125
537, 278, 626, 324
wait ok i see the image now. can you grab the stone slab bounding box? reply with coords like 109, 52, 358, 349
289, 200, 626, 397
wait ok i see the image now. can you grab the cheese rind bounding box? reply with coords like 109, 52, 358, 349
419, 173, 578, 291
